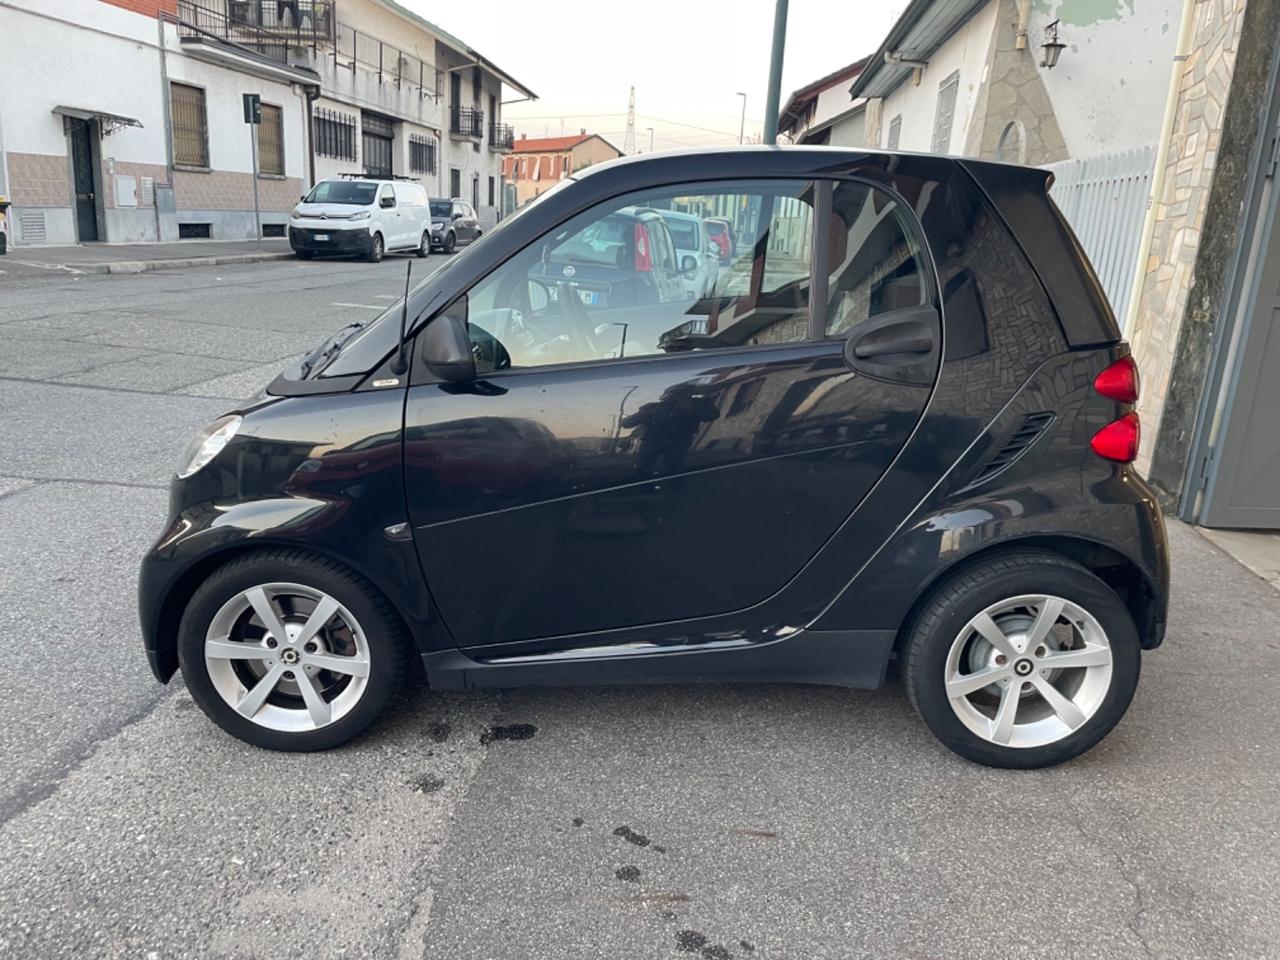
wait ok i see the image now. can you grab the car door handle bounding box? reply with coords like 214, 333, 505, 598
844, 305, 940, 386
853, 328, 934, 358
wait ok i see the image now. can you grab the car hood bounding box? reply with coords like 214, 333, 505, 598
294, 203, 369, 219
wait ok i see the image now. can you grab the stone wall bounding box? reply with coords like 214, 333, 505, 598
1147, 0, 1280, 504
1128, 0, 1248, 477
173, 169, 303, 212
963, 0, 1069, 164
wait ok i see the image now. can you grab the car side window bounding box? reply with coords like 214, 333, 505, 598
379, 184, 395, 208
463, 180, 817, 372
824, 181, 928, 337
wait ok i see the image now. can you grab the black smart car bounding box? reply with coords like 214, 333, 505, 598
140, 147, 1169, 769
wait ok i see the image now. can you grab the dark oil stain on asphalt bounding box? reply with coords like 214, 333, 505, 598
701, 946, 733, 960
413, 775, 445, 794
615, 865, 641, 883
629, 893, 689, 904
426, 720, 451, 743
738, 941, 754, 953
572, 817, 585, 827
733, 828, 778, 839
479, 723, 537, 745
614, 825, 664, 850
676, 931, 709, 953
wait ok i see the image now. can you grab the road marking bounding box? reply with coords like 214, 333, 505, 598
330, 302, 384, 309
374, 294, 397, 300
12, 261, 84, 275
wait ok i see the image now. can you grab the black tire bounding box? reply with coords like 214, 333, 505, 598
416, 231, 430, 257
295, 249, 314, 261
177, 549, 409, 751
366, 232, 384, 263
442, 231, 456, 254
902, 550, 1140, 769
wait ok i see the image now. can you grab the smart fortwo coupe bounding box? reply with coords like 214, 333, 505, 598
139, 147, 1169, 769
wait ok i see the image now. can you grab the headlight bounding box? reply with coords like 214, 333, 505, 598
177, 415, 241, 479
350, 210, 371, 221
431, 221, 444, 231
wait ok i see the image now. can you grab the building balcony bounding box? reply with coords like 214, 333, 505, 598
177, 0, 334, 66
450, 106, 484, 141
488, 122, 515, 152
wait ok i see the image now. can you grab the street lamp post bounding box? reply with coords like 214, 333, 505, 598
736, 92, 747, 144
761, 0, 789, 144
646, 126, 654, 152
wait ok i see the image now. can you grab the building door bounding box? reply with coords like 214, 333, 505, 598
361, 111, 394, 178
1195, 69, 1280, 528
68, 118, 99, 242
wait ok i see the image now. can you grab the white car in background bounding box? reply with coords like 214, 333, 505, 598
289, 177, 432, 262
656, 209, 720, 298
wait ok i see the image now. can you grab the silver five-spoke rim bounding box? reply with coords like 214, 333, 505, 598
945, 594, 1112, 749
205, 582, 371, 732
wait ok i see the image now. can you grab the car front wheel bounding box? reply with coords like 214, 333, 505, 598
903, 551, 1140, 769
442, 231, 455, 254
366, 232, 384, 263
177, 550, 407, 751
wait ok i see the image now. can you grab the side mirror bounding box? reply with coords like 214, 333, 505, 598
452, 211, 464, 220
680, 254, 698, 275
299, 194, 306, 202
420, 303, 476, 383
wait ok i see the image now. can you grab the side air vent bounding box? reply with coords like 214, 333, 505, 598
967, 412, 1056, 488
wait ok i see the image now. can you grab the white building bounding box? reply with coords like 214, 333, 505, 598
0, 0, 532, 246
777, 57, 869, 147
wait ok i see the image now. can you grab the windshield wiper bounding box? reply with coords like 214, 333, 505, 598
300, 322, 364, 378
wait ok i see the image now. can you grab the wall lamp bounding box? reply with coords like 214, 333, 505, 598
1041, 19, 1066, 69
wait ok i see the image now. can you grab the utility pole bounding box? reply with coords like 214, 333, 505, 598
761, 0, 789, 144
646, 126, 654, 152
623, 86, 637, 155
736, 92, 747, 144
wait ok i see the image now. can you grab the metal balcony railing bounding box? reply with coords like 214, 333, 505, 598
450, 106, 485, 139
333, 22, 440, 98
488, 122, 514, 150
176, 0, 335, 63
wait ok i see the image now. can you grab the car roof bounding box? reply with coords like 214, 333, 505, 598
655, 210, 702, 224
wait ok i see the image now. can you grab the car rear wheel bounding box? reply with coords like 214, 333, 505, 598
366, 232, 384, 263
903, 551, 1140, 769
177, 551, 408, 751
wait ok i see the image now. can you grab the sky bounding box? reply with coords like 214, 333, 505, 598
403, 0, 904, 150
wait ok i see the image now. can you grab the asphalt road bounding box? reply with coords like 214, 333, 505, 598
1, 257, 1279, 959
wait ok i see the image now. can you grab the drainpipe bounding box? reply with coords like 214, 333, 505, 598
157, 11, 174, 242
297, 82, 319, 189
1014, 0, 1031, 49
1122, 0, 1198, 333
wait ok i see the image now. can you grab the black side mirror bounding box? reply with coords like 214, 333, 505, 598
380, 196, 396, 208
452, 212, 464, 220
679, 254, 698, 275
420, 301, 476, 383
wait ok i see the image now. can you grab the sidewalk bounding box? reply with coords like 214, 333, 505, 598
0, 238, 294, 275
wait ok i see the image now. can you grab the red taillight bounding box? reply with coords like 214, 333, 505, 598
1091, 412, 1140, 462
633, 223, 652, 272
1094, 356, 1140, 404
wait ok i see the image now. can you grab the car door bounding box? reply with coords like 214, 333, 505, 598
403, 177, 939, 654
450, 202, 469, 243
377, 183, 403, 247
395, 183, 425, 246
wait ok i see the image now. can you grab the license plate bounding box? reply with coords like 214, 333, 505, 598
577, 289, 599, 306
313, 233, 330, 242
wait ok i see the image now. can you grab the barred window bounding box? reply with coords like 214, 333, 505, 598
409, 134, 437, 175
313, 108, 356, 161
257, 103, 284, 176
170, 82, 207, 168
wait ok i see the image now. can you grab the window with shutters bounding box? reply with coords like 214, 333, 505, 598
886, 115, 902, 150
930, 72, 959, 154
257, 103, 284, 176
170, 82, 208, 168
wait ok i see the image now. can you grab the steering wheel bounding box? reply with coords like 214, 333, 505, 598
555, 281, 604, 359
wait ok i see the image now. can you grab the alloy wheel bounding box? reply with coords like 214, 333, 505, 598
944, 594, 1113, 748
203, 582, 372, 732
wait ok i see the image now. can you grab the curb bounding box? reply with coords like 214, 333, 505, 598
96, 252, 295, 275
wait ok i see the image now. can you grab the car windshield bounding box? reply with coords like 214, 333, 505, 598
549, 215, 630, 268
305, 181, 378, 205
430, 200, 452, 217
663, 218, 699, 250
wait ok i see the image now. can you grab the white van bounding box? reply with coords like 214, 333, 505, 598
289, 177, 432, 262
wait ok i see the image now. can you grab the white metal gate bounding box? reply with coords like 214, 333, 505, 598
1046, 145, 1155, 327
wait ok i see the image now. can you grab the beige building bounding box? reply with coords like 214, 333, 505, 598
502, 132, 621, 206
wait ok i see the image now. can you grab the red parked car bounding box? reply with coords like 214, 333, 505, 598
705, 217, 733, 264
